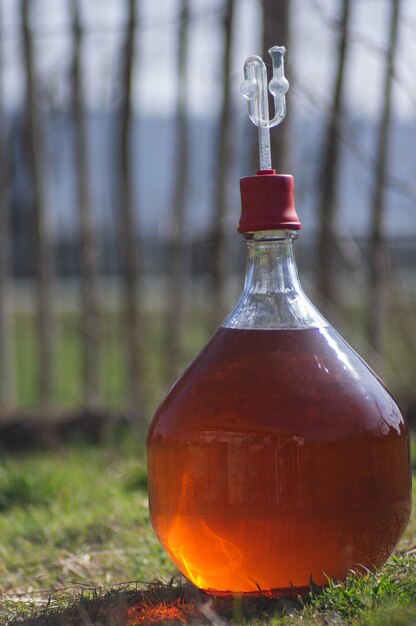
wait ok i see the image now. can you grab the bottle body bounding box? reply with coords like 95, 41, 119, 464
147, 233, 411, 594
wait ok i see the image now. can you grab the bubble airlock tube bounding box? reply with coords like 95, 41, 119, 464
238, 46, 301, 233
240, 46, 289, 170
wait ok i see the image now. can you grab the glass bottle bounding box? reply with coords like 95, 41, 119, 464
146, 47, 411, 596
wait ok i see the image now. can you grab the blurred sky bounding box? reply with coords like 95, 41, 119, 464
1, 0, 415, 120
0, 0, 415, 242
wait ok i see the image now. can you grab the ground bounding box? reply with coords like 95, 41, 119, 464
1, 431, 415, 625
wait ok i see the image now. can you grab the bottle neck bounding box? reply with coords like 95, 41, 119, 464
223, 230, 326, 330
243, 231, 302, 295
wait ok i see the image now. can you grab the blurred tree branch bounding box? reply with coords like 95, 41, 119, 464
70, 0, 101, 410
262, 0, 291, 174
166, 0, 190, 380
21, 0, 54, 411
316, 0, 352, 318
117, 0, 141, 414
368, 0, 401, 355
212, 0, 236, 325
0, 23, 15, 407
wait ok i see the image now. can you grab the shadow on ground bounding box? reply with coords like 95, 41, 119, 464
9, 579, 311, 625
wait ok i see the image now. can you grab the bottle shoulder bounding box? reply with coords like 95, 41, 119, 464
148, 326, 406, 444
223, 283, 325, 331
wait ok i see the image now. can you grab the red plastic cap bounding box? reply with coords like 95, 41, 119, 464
238, 170, 301, 233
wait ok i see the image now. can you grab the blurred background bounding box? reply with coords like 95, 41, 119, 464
0, 0, 415, 440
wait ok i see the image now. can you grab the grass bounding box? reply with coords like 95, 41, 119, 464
0, 432, 175, 621
0, 430, 415, 625
12, 310, 211, 414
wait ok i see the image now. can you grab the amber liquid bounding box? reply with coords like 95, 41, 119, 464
147, 327, 411, 594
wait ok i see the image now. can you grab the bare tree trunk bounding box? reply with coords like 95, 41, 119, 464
262, 0, 291, 174
118, 0, 140, 412
212, 0, 235, 325
21, 0, 54, 410
166, 0, 190, 380
0, 31, 15, 407
368, 0, 400, 354
317, 0, 351, 317
71, 0, 100, 409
